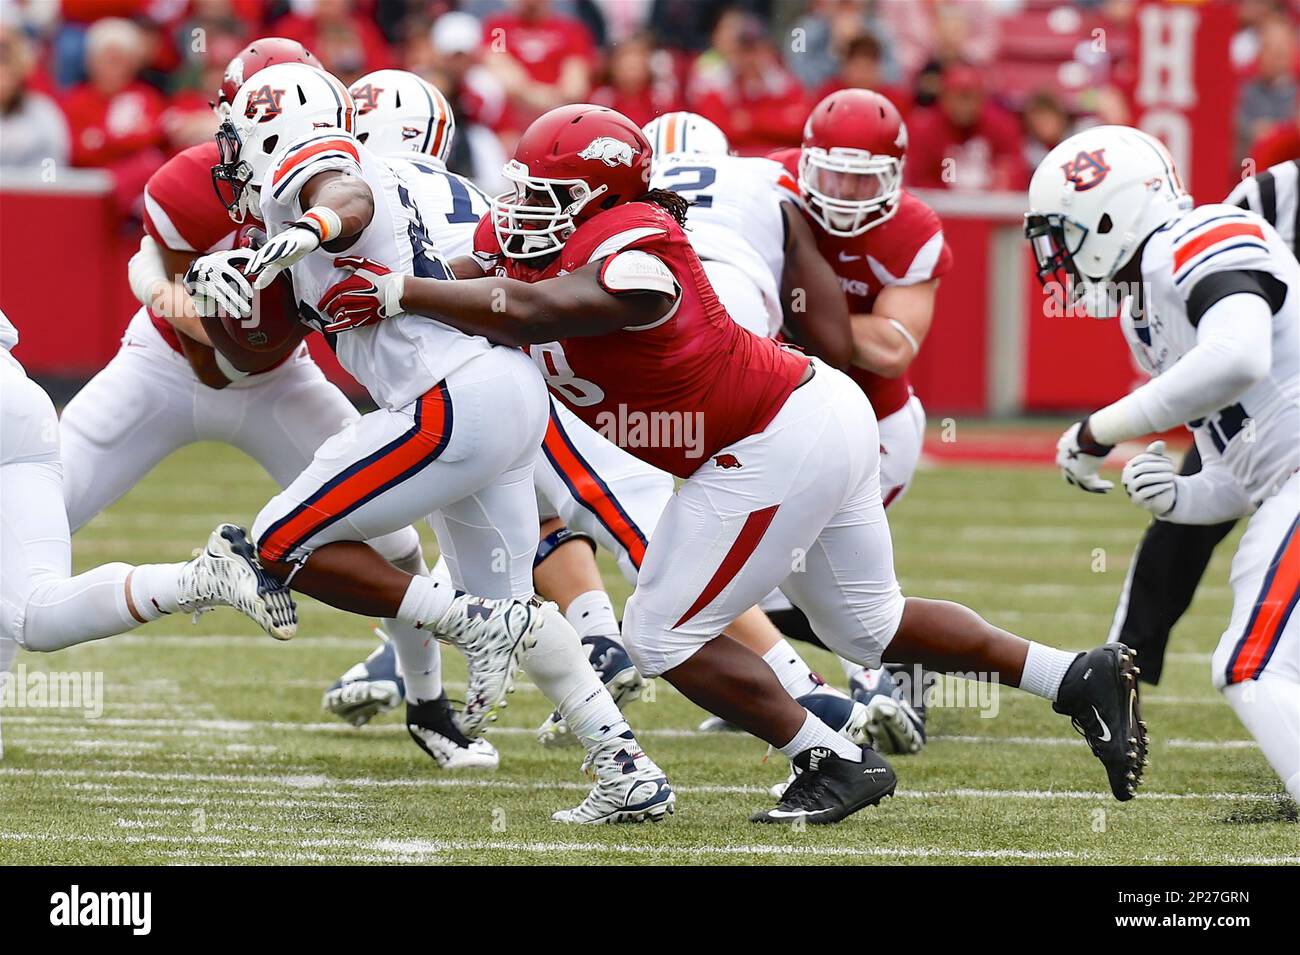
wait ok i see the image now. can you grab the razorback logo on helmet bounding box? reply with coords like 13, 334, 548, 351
224, 59, 245, 90
244, 85, 286, 122
1061, 149, 1110, 191
351, 83, 382, 115
579, 136, 635, 168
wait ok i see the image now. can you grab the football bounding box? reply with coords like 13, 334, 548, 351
219, 266, 299, 352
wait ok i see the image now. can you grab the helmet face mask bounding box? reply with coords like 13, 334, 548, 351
211, 119, 256, 221
799, 146, 902, 236
492, 159, 604, 260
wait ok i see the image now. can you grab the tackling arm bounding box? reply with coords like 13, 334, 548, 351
779, 202, 851, 370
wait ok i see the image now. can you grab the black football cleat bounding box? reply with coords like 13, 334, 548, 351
750, 745, 896, 825
1053, 644, 1148, 801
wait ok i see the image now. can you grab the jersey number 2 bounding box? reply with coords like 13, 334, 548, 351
528, 342, 605, 406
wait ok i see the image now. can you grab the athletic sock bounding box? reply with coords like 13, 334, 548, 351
564, 589, 620, 640
383, 551, 440, 701
1020, 643, 1080, 701
127, 562, 185, 620
526, 602, 629, 744
762, 638, 822, 698
392, 565, 456, 702
839, 656, 867, 682
779, 711, 861, 762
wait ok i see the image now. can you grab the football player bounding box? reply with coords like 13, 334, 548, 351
2, 306, 296, 685
320, 104, 1149, 821
56, 40, 495, 771
766, 90, 948, 736
330, 69, 661, 743
193, 66, 673, 823
643, 109, 922, 754
1107, 157, 1300, 685
1031, 126, 1299, 800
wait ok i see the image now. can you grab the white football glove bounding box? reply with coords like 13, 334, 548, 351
184, 249, 255, 319
1056, 419, 1114, 493
247, 225, 321, 290
1122, 440, 1177, 517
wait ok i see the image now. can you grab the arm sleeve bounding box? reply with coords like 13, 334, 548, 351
1167, 450, 1255, 524
1088, 291, 1273, 445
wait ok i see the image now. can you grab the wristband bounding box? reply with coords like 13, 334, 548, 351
886, 318, 920, 355
297, 206, 343, 243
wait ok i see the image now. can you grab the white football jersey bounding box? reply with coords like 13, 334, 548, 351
1128, 202, 1300, 505
650, 153, 791, 336
0, 307, 16, 353
384, 153, 490, 259
259, 128, 494, 411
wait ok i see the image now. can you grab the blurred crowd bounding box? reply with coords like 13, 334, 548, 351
1, 0, 1298, 220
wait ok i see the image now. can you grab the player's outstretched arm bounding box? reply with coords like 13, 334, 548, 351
1084, 290, 1273, 447
779, 202, 851, 370
322, 259, 672, 346
848, 279, 938, 379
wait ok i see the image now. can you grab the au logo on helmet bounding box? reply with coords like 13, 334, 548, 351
1061, 149, 1110, 191
579, 136, 635, 168
244, 85, 285, 122
351, 83, 382, 115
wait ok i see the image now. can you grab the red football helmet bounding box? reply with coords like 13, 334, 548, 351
799, 89, 907, 237
215, 37, 321, 118
493, 104, 653, 260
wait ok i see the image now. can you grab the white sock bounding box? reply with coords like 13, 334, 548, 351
779, 711, 861, 762
1020, 643, 1079, 701
1224, 676, 1300, 801
128, 562, 185, 619
21, 562, 142, 651
762, 638, 822, 698
383, 546, 441, 701
839, 656, 866, 682
394, 565, 456, 630
526, 602, 628, 744
564, 589, 620, 640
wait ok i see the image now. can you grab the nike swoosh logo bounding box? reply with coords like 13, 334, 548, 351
838, 251, 861, 262
767, 807, 833, 818
1091, 705, 1112, 742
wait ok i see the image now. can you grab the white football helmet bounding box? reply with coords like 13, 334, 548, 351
642, 111, 730, 159
1026, 125, 1192, 315
213, 62, 356, 222
349, 69, 456, 164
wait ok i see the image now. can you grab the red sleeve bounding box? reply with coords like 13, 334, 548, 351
142, 142, 236, 253
868, 193, 951, 284
472, 215, 503, 259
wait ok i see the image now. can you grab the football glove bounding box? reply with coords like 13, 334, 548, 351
317, 256, 405, 332
1122, 440, 1177, 517
184, 249, 255, 319
1056, 418, 1114, 493
247, 225, 321, 290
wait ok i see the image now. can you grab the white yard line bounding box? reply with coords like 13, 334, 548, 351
0, 765, 1283, 803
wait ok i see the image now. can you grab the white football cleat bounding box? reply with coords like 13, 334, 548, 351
426, 593, 541, 738
406, 694, 499, 770
551, 732, 676, 824
177, 524, 297, 641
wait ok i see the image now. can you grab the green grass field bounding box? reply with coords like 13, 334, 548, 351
2, 437, 1297, 865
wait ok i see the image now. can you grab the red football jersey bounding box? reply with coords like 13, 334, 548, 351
771, 148, 952, 418
473, 203, 810, 478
